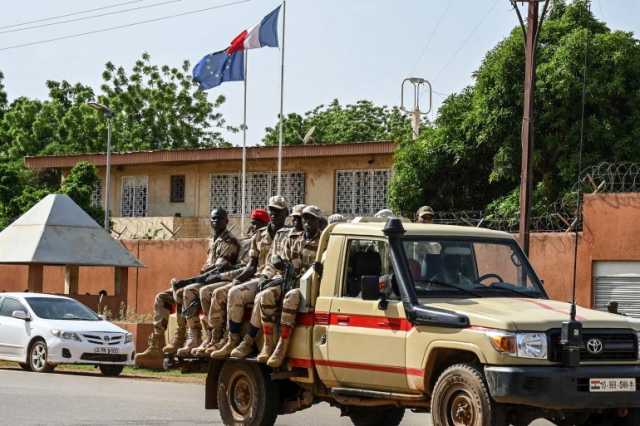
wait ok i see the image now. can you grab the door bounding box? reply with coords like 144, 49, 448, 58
593, 261, 640, 318
0, 297, 30, 358
325, 238, 410, 392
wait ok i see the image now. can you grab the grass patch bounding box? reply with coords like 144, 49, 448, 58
0, 360, 206, 383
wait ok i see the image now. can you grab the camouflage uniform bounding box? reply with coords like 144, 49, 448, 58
179, 229, 240, 356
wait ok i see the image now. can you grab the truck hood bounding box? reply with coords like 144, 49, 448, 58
422, 298, 639, 331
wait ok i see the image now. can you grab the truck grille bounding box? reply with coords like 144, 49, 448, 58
548, 329, 638, 362
80, 353, 128, 362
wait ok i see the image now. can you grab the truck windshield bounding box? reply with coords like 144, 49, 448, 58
402, 238, 545, 299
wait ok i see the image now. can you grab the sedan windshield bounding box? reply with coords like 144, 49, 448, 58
402, 238, 545, 299
26, 297, 101, 321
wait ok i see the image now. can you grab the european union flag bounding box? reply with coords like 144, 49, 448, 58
192, 49, 245, 90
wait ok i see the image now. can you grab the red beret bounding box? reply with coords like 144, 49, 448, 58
250, 208, 270, 223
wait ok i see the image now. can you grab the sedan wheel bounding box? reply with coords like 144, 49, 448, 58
29, 340, 54, 373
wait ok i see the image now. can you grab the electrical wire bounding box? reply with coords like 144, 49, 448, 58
0, 0, 144, 30
0, 0, 252, 53
433, 0, 500, 83
0, 0, 182, 35
410, 0, 453, 75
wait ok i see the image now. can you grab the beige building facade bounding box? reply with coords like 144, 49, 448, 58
25, 142, 396, 238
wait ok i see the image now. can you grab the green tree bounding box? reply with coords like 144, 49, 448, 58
60, 161, 104, 224
262, 99, 415, 145
390, 0, 640, 218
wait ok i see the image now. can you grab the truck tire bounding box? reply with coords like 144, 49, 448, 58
217, 360, 280, 426
431, 363, 502, 426
99, 364, 124, 377
347, 406, 405, 426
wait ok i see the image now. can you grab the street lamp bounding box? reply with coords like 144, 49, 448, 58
400, 77, 432, 140
87, 102, 114, 231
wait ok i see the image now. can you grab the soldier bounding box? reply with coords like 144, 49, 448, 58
176, 208, 240, 357
290, 204, 306, 234
188, 209, 270, 357
134, 208, 237, 369
416, 206, 434, 224
249, 205, 322, 367
208, 196, 290, 359
328, 213, 346, 224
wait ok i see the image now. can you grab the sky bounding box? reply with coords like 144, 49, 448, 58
1, 0, 638, 148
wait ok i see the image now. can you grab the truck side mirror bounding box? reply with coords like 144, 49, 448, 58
361, 275, 382, 301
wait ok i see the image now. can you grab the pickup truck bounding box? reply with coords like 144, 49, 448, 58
204, 218, 640, 426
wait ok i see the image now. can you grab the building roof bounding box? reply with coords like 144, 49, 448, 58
0, 194, 143, 267
24, 141, 396, 169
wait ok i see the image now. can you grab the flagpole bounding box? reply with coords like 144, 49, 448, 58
241, 50, 248, 236
277, 0, 286, 196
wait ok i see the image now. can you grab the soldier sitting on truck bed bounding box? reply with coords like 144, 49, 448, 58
208, 196, 291, 359
181, 208, 270, 357
242, 205, 323, 367
134, 208, 239, 369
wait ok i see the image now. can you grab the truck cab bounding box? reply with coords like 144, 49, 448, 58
205, 219, 640, 426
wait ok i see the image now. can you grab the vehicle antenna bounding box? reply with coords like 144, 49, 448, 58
570, 0, 591, 322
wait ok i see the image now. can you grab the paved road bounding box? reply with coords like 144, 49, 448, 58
0, 368, 552, 425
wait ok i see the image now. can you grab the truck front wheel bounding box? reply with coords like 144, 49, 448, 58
217, 361, 280, 426
431, 363, 503, 426
346, 406, 405, 426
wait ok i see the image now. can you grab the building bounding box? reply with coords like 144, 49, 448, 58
25, 142, 396, 238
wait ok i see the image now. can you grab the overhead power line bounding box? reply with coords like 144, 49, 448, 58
433, 0, 500, 83
410, 0, 453, 75
0, 0, 252, 53
0, 0, 182, 35
0, 0, 144, 30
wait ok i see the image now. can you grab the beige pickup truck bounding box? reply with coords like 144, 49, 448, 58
204, 218, 640, 426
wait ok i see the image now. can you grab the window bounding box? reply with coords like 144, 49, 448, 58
90, 179, 103, 209
0, 297, 25, 317
209, 172, 305, 216
342, 239, 395, 299
121, 176, 148, 217
335, 169, 391, 216
170, 175, 186, 203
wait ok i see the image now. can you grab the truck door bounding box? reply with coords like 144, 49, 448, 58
325, 238, 410, 392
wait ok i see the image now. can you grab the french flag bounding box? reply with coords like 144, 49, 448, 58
226, 5, 281, 55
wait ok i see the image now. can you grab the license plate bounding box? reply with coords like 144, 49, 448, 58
589, 378, 636, 392
94, 347, 120, 355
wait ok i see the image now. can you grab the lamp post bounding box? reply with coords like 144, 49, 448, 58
400, 77, 432, 140
87, 102, 114, 231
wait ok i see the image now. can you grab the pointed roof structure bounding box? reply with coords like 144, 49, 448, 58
0, 194, 142, 267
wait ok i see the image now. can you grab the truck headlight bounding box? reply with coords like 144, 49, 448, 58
125, 333, 133, 344
487, 330, 547, 359
51, 329, 81, 341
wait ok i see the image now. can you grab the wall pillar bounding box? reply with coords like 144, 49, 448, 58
115, 266, 129, 301
64, 265, 79, 295
27, 264, 43, 293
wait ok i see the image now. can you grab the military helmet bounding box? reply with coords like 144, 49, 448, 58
268, 195, 288, 210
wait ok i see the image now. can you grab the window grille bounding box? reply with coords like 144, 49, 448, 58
335, 169, 391, 216
170, 175, 186, 203
121, 176, 148, 217
91, 179, 103, 209
209, 171, 305, 216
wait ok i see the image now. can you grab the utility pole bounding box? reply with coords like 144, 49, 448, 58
510, 0, 549, 255
400, 77, 432, 140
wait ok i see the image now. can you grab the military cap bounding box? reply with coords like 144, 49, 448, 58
268, 195, 288, 210
374, 208, 394, 218
327, 213, 346, 224
250, 208, 270, 223
291, 204, 307, 217
302, 205, 322, 218
417, 205, 435, 218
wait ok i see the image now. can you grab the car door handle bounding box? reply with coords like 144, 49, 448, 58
336, 315, 350, 325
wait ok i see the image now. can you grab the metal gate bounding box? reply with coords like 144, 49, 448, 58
593, 261, 640, 318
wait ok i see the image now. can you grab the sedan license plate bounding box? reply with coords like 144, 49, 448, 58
589, 378, 636, 393
94, 347, 120, 355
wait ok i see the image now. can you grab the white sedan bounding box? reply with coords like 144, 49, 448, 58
0, 293, 134, 376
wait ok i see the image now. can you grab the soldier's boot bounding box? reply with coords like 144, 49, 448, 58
176, 319, 202, 358
256, 323, 276, 363
210, 333, 241, 359
162, 321, 186, 354
194, 328, 221, 357
267, 325, 293, 369
230, 334, 255, 359
191, 325, 212, 357
134, 332, 165, 369
205, 330, 228, 355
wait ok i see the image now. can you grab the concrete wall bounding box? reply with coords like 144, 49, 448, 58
3, 193, 640, 315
